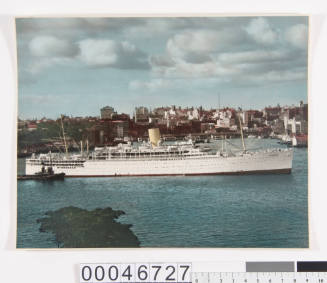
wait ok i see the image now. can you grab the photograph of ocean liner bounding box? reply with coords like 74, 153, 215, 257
16, 16, 308, 248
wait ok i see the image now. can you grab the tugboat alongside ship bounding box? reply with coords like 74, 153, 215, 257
18, 166, 65, 180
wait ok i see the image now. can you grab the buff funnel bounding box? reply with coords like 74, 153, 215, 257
148, 128, 160, 147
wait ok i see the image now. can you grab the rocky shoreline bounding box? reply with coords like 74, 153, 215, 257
37, 206, 140, 248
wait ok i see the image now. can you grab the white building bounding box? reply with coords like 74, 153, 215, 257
216, 117, 231, 128
284, 117, 303, 134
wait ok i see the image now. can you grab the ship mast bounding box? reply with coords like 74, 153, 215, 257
60, 115, 68, 156
238, 112, 246, 153
49, 150, 52, 166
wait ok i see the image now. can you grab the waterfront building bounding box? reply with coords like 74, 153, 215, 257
217, 117, 231, 128
100, 106, 116, 119
134, 106, 149, 123
27, 123, 37, 131
284, 117, 307, 135
263, 105, 281, 121
153, 107, 169, 117
201, 122, 216, 133
299, 101, 308, 121
240, 111, 249, 126
112, 120, 129, 138
112, 113, 130, 121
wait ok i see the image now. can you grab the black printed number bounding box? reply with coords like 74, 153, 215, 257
122, 265, 132, 281
166, 265, 176, 281
152, 265, 161, 281
81, 266, 92, 281
180, 265, 190, 281
95, 266, 105, 281
138, 265, 148, 281
108, 265, 119, 281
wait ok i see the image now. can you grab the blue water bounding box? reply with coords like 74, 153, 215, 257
17, 139, 308, 248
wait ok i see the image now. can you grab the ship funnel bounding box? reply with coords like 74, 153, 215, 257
148, 128, 160, 147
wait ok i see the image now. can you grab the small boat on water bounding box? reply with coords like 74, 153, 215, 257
18, 166, 65, 181
291, 134, 308, 148
278, 134, 292, 145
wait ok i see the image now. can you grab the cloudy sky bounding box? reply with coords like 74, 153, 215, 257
16, 16, 308, 119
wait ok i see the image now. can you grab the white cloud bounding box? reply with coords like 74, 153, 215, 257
124, 19, 176, 38
246, 69, 307, 83
217, 49, 291, 64
129, 77, 227, 93
149, 25, 302, 81
129, 79, 173, 91
167, 30, 219, 56
21, 17, 308, 88
245, 18, 278, 45
149, 28, 252, 78
78, 39, 149, 69
149, 20, 306, 84
284, 24, 308, 49
151, 58, 242, 79
150, 54, 175, 68
150, 46, 306, 84
78, 39, 118, 66
166, 29, 245, 62
27, 35, 78, 74
29, 36, 78, 57
26, 36, 149, 74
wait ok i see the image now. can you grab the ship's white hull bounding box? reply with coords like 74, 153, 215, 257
26, 150, 293, 177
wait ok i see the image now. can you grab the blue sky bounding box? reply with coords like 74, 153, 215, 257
16, 16, 308, 119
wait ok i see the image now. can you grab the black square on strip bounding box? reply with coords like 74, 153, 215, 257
297, 262, 327, 272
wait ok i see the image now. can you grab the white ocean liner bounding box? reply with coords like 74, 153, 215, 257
25, 128, 293, 177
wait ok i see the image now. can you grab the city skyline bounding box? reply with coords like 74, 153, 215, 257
18, 100, 307, 120
16, 16, 308, 119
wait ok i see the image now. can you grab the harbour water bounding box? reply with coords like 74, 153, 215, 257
17, 139, 308, 248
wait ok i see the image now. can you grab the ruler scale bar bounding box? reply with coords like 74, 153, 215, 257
193, 272, 327, 283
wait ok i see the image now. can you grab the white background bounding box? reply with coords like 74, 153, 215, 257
1, 0, 327, 282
